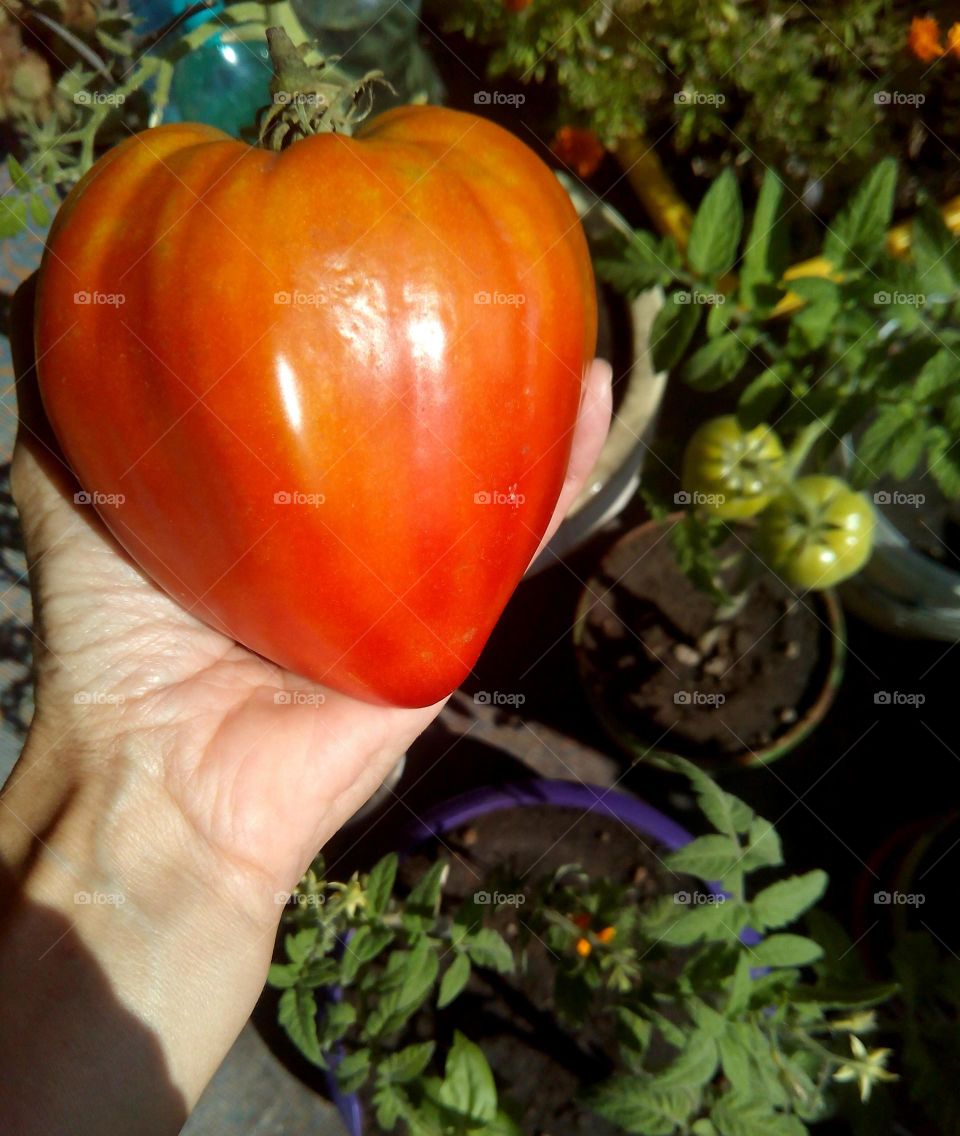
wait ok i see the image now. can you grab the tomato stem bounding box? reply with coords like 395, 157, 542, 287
257, 26, 394, 150
783, 415, 835, 478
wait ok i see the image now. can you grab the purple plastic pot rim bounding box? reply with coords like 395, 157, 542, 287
400, 779, 696, 855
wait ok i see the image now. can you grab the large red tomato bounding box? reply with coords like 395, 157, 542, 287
34, 105, 596, 707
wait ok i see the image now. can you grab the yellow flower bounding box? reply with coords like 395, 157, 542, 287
948, 22, 960, 58
576, 937, 592, 958
908, 16, 944, 62
833, 1035, 897, 1102
832, 1010, 877, 1033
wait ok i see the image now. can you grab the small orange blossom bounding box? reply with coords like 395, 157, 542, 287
908, 16, 944, 62
551, 126, 605, 179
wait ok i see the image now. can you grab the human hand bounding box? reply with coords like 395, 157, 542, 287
0, 272, 611, 1126
8, 273, 612, 904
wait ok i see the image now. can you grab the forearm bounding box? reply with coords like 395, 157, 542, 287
0, 730, 279, 1136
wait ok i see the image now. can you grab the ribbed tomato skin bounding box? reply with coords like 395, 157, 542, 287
35, 106, 597, 707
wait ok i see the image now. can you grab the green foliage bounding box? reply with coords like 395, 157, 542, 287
0, 1, 329, 237
435, 0, 960, 204
271, 759, 895, 1135
1, 157, 54, 239
602, 159, 960, 593
668, 513, 732, 608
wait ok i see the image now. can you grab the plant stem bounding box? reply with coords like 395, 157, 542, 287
30, 12, 113, 79
256, 26, 392, 149
783, 414, 837, 479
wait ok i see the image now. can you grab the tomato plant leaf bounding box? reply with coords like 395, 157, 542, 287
463, 928, 514, 973
378, 1041, 435, 1084
725, 952, 754, 1017
0, 196, 28, 238
278, 986, 326, 1068
366, 853, 398, 916
751, 871, 828, 930
751, 934, 824, 968
587, 1080, 695, 1136
651, 292, 701, 372
913, 348, 957, 403
284, 926, 319, 965
658, 756, 755, 836
927, 427, 960, 497
373, 1082, 404, 1131
437, 952, 471, 1008
711, 1090, 807, 1136
597, 229, 676, 295
738, 367, 787, 431
267, 962, 299, 989
683, 333, 749, 391
320, 999, 356, 1045
336, 1047, 372, 1094
29, 192, 50, 228
911, 201, 959, 297
6, 155, 29, 189
856, 405, 917, 483
739, 818, 783, 871
666, 834, 742, 880
403, 860, 447, 926
823, 157, 897, 266
617, 1007, 653, 1055
437, 1032, 497, 1125
397, 936, 441, 1011
788, 278, 840, 349
688, 168, 743, 277
741, 168, 788, 306
655, 898, 729, 946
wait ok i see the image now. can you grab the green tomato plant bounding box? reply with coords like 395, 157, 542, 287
435, 0, 959, 207
0, 0, 324, 240
601, 157, 960, 598
269, 758, 896, 1136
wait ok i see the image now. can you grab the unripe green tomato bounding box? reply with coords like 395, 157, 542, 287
681, 415, 785, 519
757, 475, 876, 590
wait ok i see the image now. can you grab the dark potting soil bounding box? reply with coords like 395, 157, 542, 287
579, 521, 831, 760
389, 805, 698, 1136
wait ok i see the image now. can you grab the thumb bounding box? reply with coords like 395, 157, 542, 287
531, 357, 613, 563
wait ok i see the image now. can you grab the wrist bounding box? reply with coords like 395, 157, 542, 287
0, 723, 281, 1124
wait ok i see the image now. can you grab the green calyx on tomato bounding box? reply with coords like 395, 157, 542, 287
34, 31, 597, 708
257, 28, 391, 150
681, 415, 785, 519
756, 475, 876, 590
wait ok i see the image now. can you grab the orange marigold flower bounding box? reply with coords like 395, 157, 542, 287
597, 926, 617, 944
908, 16, 944, 62
551, 126, 605, 179
948, 22, 960, 58
576, 937, 592, 958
